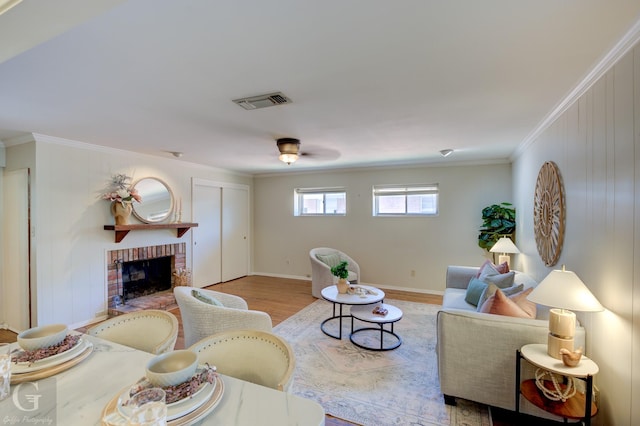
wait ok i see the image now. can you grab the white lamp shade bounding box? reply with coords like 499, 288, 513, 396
489, 236, 520, 254
527, 267, 604, 312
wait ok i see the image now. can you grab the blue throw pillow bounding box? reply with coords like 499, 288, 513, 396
465, 278, 488, 306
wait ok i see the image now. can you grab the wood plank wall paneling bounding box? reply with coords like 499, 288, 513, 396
513, 44, 640, 426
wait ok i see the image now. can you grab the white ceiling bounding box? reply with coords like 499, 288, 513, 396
1, 0, 640, 175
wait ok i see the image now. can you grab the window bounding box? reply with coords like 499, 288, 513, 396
373, 184, 438, 216
294, 188, 346, 216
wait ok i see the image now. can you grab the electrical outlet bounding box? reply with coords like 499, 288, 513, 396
410, 270, 416, 277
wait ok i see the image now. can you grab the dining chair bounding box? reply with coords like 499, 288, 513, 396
173, 286, 273, 348
309, 247, 360, 298
189, 329, 295, 392
86, 309, 179, 354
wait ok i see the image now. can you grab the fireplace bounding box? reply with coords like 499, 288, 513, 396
107, 243, 186, 315
121, 256, 172, 302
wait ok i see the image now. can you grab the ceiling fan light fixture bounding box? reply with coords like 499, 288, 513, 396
440, 149, 454, 157
277, 138, 301, 165
279, 153, 299, 165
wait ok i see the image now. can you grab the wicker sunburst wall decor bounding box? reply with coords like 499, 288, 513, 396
533, 161, 565, 266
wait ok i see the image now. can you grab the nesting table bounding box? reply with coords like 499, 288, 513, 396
350, 303, 403, 351
320, 284, 384, 340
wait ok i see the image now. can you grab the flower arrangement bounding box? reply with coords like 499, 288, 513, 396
102, 174, 142, 205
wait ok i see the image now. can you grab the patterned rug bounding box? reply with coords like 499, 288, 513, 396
274, 299, 491, 426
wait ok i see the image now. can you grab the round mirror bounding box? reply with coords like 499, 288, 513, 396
131, 178, 174, 223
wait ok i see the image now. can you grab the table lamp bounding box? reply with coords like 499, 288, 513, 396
527, 265, 604, 359
489, 236, 520, 267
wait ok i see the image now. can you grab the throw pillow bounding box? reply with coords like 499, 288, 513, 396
191, 289, 224, 306
479, 288, 535, 318
464, 278, 488, 306
476, 283, 524, 312
316, 253, 341, 268
509, 287, 537, 318
483, 271, 516, 289
476, 260, 509, 278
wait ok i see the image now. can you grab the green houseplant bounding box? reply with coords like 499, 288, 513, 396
478, 202, 516, 251
331, 261, 350, 294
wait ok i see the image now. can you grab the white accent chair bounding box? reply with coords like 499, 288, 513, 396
309, 247, 360, 298
189, 329, 295, 392
173, 286, 273, 348
86, 309, 179, 354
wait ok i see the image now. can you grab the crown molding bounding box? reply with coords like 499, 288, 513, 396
513, 17, 640, 160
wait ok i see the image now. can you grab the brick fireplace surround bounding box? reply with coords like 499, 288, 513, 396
106, 243, 186, 316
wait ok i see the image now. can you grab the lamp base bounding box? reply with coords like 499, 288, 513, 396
497, 254, 510, 267
548, 333, 574, 359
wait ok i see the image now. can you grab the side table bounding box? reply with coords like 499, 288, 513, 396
516, 343, 598, 425
349, 303, 403, 351
320, 285, 385, 339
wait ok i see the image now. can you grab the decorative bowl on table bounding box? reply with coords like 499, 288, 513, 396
17, 324, 68, 351
146, 350, 198, 387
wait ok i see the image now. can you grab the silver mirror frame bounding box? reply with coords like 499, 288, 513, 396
131, 177, 174, 223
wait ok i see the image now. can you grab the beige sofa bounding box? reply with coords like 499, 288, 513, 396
436, 265, 585, 417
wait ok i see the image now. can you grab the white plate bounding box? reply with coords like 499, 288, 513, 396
117, 375, 216, 421
11, 338, 87, 374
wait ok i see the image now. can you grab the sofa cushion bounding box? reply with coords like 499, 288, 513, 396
476, 283, 524, 311
478, 288, 535, 318
464, 278, 488, 306
316, 253, 341, 268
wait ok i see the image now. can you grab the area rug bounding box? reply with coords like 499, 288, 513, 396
274, 299, 491, 426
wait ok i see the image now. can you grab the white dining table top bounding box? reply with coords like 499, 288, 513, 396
2, 334, 325, 425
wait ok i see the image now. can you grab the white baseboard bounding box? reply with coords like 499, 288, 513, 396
249, 272, 444, 296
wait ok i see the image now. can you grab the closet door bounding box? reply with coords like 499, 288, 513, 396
2, 168, 30, 331
221, 186, 249, 282
191, 182, 222, 288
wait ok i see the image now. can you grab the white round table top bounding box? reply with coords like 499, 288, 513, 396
321, 284, 384, 305
350, 303, 403, 323
521, 343, 599, 377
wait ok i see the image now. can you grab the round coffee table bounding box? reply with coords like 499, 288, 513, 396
320, 285, 384, 339
350, 303, 403, 351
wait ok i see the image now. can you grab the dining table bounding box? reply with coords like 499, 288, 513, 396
1, 333, 326, 425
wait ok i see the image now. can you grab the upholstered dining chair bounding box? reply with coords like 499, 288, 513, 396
173, 286, 273, 348
86, 309, 179, 354
189, 329, 295, 392
309, 247, 360, 298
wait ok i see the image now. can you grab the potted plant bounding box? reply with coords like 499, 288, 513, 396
331, 261, 350, 294
477, 202, 516, 251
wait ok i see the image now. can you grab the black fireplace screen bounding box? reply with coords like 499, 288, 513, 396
121, 256, 172, 301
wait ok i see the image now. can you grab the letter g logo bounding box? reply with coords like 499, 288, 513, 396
12, 381, 41, 412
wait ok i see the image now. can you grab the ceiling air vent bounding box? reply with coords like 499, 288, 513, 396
233, 92, 292, 110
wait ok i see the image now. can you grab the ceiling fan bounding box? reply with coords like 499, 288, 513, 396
276, 137, 341, 165
276, 138, 301, 165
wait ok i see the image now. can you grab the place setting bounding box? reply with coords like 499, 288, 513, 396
9, 324, 94, 384
101, 349, 224, 425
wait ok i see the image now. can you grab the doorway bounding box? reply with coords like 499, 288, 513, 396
1, 168, 30, 332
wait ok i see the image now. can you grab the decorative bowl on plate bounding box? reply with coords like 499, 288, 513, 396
146, 350, 198, 387
17, 324, 68, 351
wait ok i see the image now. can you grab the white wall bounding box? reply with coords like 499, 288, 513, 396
3, 134, 252, 328
512, 46, 640, 426
253, 163, 511, 293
